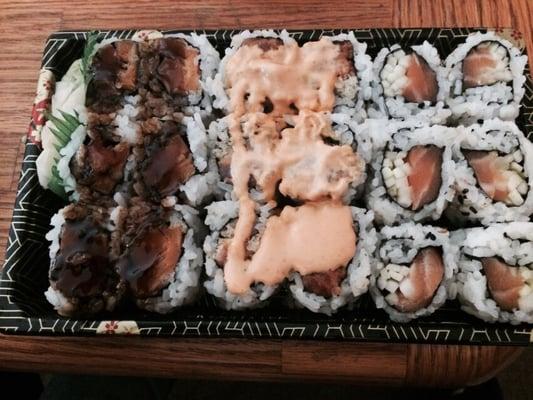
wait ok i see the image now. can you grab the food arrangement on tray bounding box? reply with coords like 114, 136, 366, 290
1, 28, 532, 343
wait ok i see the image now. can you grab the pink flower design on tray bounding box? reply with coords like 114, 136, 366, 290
104, 320, 119, 334
96, 320, 140, 335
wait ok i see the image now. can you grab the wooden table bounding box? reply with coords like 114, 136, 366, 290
0, 0, 531, 387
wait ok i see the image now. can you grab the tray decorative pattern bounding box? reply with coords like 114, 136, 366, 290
1, 28, 532, 345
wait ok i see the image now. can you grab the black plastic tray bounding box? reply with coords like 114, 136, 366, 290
1, 28, 532, 345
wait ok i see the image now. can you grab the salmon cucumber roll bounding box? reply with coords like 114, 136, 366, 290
452, 223, 533, 324
116, 199, 203, 313
370, 223, 457, 322
449, 119, 533, 224
370, 42, 450, 124
445, 31, 527, 124
288, 206, 376, 315
366, 122, 458, 225
45, 201, 126, 317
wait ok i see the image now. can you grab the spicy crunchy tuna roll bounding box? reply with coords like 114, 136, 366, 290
370, 42, 450, 124
288, 206, 376, 315
45, 202, 126, 317
445, 31, 527, 123
203, 200, 279, 310
116, 199, 203, 313
452, 223, 533, 324
207, 111, 369, 202
366, 122, 458, 225
209, 30, 371, 121
449, 119, 533, 224
370, 223, 457, 322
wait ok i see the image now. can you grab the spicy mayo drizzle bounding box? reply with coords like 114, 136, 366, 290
222, 38, 363, 294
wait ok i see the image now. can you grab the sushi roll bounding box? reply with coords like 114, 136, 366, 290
370, 223, 457, 322
207, 111, 368, 203
366, 121, 458, 225
452, 223, 533, 324
45, 202, 126, 317
445, 31, 527, 123
116, 199, 203, 313
370, 42, 451, 124
289, 206, 376, 315
450, 119, 533, 224
132, 30, 220, 117
209, 30, 371, 119
203, 200, 279, 310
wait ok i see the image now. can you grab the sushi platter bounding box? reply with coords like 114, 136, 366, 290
1, 28, 532, 345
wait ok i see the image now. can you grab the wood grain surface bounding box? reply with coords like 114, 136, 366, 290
0, 0, 531, 386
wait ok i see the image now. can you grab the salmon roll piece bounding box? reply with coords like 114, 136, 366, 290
288, 206, 376, 315
452, 223, 533, 324
370, 42, 450, 124
445, 31, 527, 123
450, 119, 533, 224
370, 223, 458, 322
132, 116, 217, 206
203, 200, 279, 310
44, 202, 126, 317
116, 199, 203, 313
366, 121, 458, 225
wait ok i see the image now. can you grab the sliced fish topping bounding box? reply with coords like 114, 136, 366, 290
481, 257, 527, 312
463, 41, 513, 89
464, 150, 527, 206
381, 50, 438, 103
382, 145, 443, 211
379, 247, 444, 313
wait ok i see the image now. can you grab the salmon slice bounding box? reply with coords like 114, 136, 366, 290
464, 150, 509, 202
481, 257, 524, 311
402, 53, 438, 103
395, 247, 444, 313
463, 44, 498, 89
118, 225, 183, 298
406, 145, 443, 210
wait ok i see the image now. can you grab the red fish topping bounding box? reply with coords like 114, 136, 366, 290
395, 247, 444, 313
406, 145, 443, 210
481, 257, 524, 311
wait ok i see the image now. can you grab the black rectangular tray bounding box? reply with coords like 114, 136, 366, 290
1, 28, 532, 345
